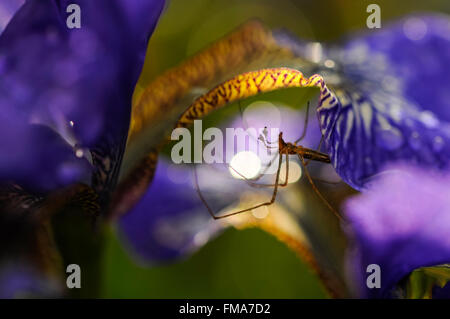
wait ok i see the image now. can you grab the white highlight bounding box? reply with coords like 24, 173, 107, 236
420, 111, 439, 128
279, 160, 302, 184
360, 102, 373, 137
307, 42, 323, 63
229, 151, 261, 180
243, 101, 281, 136
75, 148, 84, 158
344, 109, 355, 145
324, 59, 335, 68
252, 206, 269, 219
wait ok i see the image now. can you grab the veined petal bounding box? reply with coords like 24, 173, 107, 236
341, 14, 450, 120
176, 68, 336, 129
316, 14, 450, 190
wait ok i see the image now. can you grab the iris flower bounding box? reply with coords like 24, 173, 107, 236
296, 17, 445, 300
319, 14, 450, 298
1, 0, 449, 300
315, 14, 450, 191
0, 0, 165, 297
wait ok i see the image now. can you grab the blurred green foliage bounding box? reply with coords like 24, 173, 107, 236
102, 227, 327, 298
101, 0, 450, 298
140, 0, 450, 86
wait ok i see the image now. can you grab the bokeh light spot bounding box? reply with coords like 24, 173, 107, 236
229, 151, 261, 179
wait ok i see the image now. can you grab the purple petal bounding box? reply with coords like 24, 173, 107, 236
0, 264, 60, 298
0, 0, 164, 192
118, 159, 229, 262
0, 123, 92, 192
344, 163, 450, 298
344, 15, 450, 120
432, 282, 450, 299
317, 14, 450, 190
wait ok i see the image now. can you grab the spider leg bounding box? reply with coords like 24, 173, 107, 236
298, 154, 343, 221
305, 133, 324, 166
294, 101, 310, 144
196, 153, 284, 219
225, 146, 278, 184
279, 150, 289, 187
227, 149, 289, 188
311, 177, 342, 185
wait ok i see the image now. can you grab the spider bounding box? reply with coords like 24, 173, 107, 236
193, 102, 343, 221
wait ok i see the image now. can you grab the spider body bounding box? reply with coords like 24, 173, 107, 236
278, 132, 330, 163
